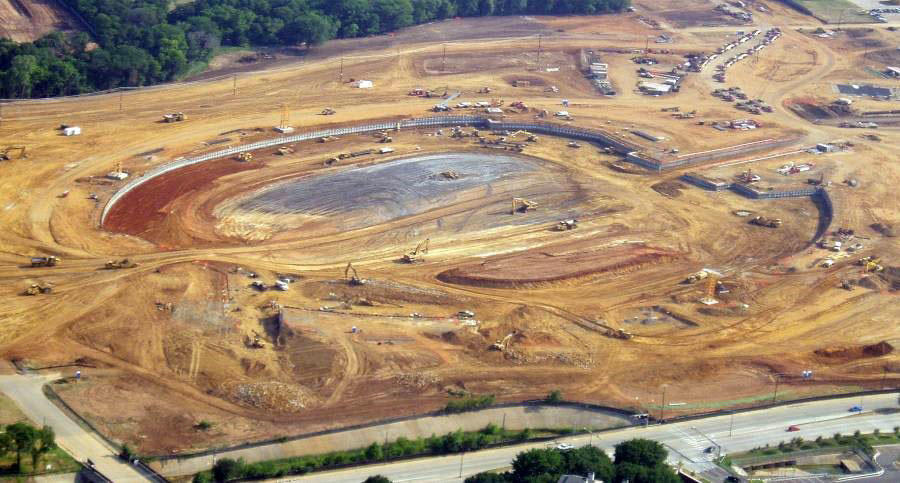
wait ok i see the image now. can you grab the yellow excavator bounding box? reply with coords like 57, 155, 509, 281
345, 262, 366, 286
490, 331, 516, 352
400, 239, 429, 264
511, 197, 538, 214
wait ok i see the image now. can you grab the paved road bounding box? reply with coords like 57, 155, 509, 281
0, 373, 149, 482
288, 394, 900, 482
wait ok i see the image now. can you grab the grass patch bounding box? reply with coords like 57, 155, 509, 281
733, 430, 900, 464
0, 394, 28, 427
191, 424, 580, 482
789, 0, 873, 23
178, 46, 251, 80
0, 447, 81, 476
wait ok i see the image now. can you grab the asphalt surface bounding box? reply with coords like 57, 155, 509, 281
290, 394, 900, 482
0, 373, 150, 482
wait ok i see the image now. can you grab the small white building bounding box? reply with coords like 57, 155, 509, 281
485, 107, 503, 114
885, 66, 900, 78
356, 80, 374, 89
639, 82, 672, 94
63, 126, 81, 136
106, 171, 129, 180
378, 147, 394, 154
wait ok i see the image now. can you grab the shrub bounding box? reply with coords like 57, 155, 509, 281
195, 420, 214, 431
546, 390, 562, 403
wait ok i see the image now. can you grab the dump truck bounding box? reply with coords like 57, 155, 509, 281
684, 270, 709, 284
162, 112, 186, 123
556, 219, 578, 231
236, 152, 253, 162
105, 258, 138, 269
750, 216, 782, 228
31, 256, 60, 267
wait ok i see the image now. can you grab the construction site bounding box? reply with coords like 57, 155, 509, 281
0, 0, 898, 470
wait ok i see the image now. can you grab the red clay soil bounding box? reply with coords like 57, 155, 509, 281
103, 159, 261, 245
437, 244, 680, 287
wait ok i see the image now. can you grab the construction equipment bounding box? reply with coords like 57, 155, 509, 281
491, 98, 504, 107
736, 169, 761, 183
249, 331, 264, 348
567, 141, 581, 148
236, 152, 253, 162
0, 146, 27, 160
30, 256, 60, 267
105, 258, 137, 269
24, 283, 52, 295
344, 262, 366, 286
276, 146, 294, 155
58, 191, 69, 198
510, 101, 528, 110
162, 112, 186, 123
607, 328, 633, 340
750, 216, 782, 228
699, 275, 718, 304
400, 239, 430, 264
555, 219, 578, 231
378, 135, 393, 143
511, 197, 538, 214
439, 170, 460, 180
684, 269, 709, 284
321, 108, 336, 115
478, 87, 492, 94
841, 279, 854, 291
318, 136, 339, 143
490, 331, 516, 351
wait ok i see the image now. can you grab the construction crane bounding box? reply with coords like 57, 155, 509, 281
0, 146, 27, 160
280, 104, 290, 129
511, 197, 538, 214
344, 262, 366, 286
400, 239, 429, 264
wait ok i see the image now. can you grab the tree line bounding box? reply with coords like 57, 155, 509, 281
0, 0, 630, 99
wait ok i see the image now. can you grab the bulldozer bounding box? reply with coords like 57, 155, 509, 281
30, 256, 60, 267
400, 239, 429, 264
0, 146, 27, 161
344, 262, 366, 286
555, 219, 578, 231
162, 112, 186, 123
276, 146, 294, 155
439, 170, 460, 180
236, 152, 253, 162
490, 331, 517, 352
321, 108, 336, 115
379, 135, 393, 143
511, 197, 538, 214
750, 216, 781, 228
105, 258, 137, 269
24, 283, 53, 295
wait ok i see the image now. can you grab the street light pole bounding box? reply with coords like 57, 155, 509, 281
729, 412, 735, 437
773, 375, 780, 403
458, 451, 465, 479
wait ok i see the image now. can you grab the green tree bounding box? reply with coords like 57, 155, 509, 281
546, 390, 562, 403
363, 476, 392, 483
212, 457, 244, 482
563, 446, 614, 482
511, 448, 564, 481
465, 473, 510, 483
365, 442, 384, 460
613, 438, 667, 467
29, 426, 56, 472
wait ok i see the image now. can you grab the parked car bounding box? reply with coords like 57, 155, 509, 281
787, 425, 800, 432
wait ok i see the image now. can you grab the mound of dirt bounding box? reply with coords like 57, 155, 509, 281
814, 341, 894, 361
651, 180, 686, 198
871, 223, 896, 237
438, 244, 680, 288
503, 74, 547, 87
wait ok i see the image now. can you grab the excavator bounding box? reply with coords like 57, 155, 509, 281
511, 197, 538, 214
750, 216, 781, 228
24, 283, 52, 295
236, 152, 253, 162
509, 130, 538, 142
0, 146, 27, 161
400, 239, 429, 264
490, 331, 516, 351
345, 262, 366, 286
321, 108, 336, 115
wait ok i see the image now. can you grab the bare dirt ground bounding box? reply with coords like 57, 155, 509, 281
0, 0, 79, 42
0, 10, 898, 459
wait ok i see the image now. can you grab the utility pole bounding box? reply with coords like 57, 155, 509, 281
232, 74, 237, 96
339, 57, 344, 83
882, 367, 888, 389
458, 451, 465, 478
729, 412, 734, 437
441, 43, 447, 72
119, 91, 123, 111
537, 34, 543, 66
661, 385, 667, 422
772, 375, 780, 402
501, 413, 506, 431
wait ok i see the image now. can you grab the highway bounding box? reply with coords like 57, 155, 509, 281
291, 393, 900, 482
0, 373, 150, 482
